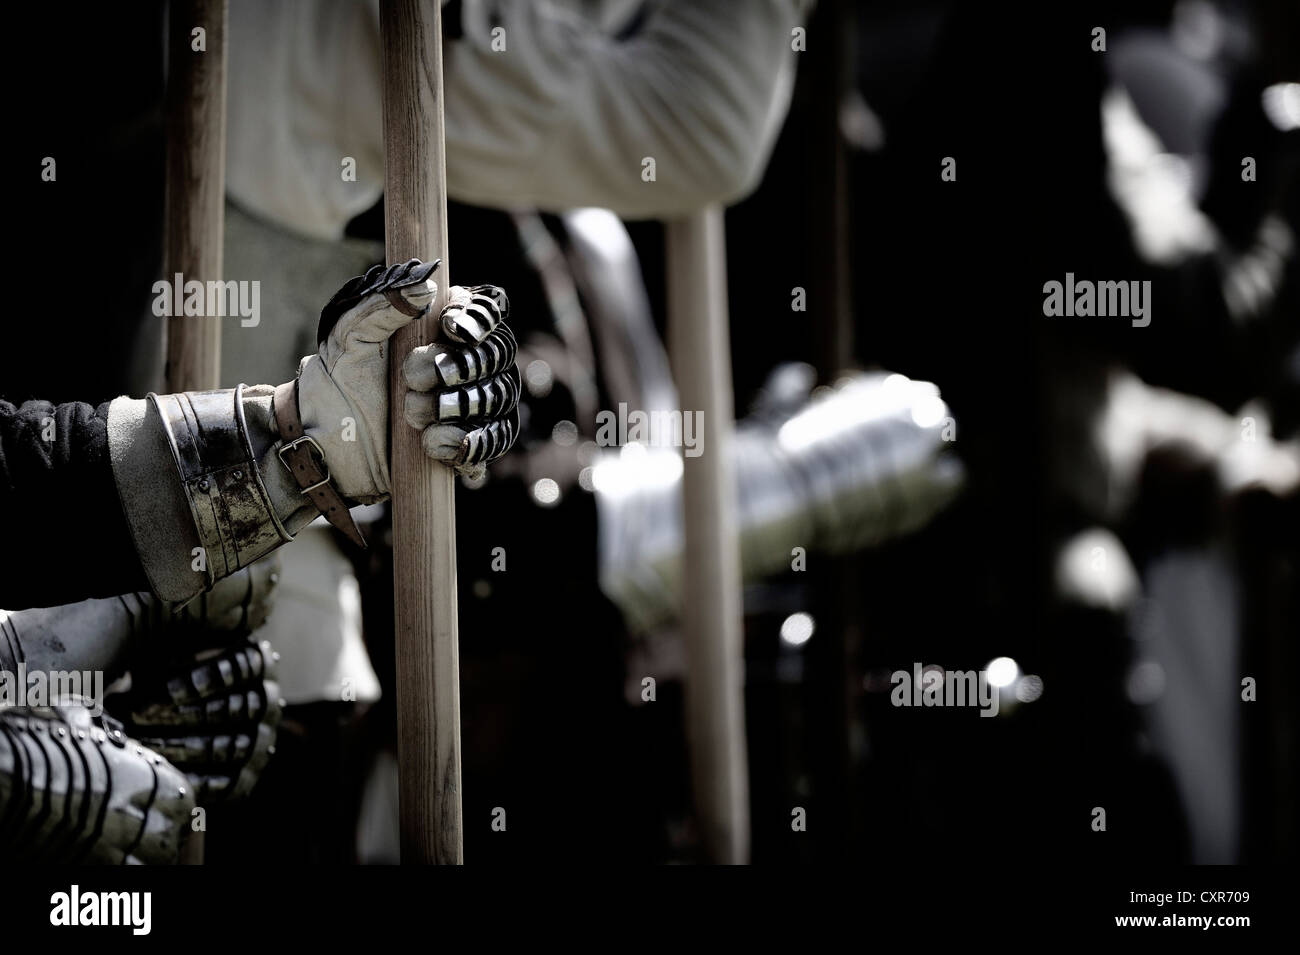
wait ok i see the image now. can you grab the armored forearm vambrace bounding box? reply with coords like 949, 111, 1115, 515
108, 385, 317, 605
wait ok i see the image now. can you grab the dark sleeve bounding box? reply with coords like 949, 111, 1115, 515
0, 399, 151, 609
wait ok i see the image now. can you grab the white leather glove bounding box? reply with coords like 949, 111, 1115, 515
296, 259, 520, 504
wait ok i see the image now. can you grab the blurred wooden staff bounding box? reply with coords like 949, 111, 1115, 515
667, 206, 750, 864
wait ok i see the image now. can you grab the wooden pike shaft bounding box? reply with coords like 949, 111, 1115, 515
379, 0, 463, 864
163, 0, 226, 394
666, 206, 750, 864
163, 0, 227, 866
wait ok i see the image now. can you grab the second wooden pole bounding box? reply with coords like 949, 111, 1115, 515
666, 206, 750, 864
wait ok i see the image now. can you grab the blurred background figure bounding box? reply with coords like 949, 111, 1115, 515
795, 0, 1297, 864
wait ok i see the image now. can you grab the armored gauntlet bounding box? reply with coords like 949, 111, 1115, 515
0, 702, 194, 863
110, 638, 282, 803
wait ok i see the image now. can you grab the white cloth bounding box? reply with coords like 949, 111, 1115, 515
259, 523, 382, 705
227, 0, 805, 239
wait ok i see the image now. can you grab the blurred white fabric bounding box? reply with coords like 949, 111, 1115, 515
257, 522, 382, 706
227, 0, 806, 237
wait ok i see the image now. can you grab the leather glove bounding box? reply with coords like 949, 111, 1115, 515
0, 702, 194, 863
109, 638, 282, 804
297, 259, 520, 503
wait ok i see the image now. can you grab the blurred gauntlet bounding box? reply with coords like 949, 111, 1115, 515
109, 638, 282, 804
0, 702, 194, 864
0, 559, 283, 861
595, 368, 965, 633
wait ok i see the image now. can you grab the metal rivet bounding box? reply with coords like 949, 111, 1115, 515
197, 479, 210, 493
232, 469, 244, 480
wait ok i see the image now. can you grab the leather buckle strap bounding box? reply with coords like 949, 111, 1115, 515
272, 380, 366, 548
276, 435, 330, 491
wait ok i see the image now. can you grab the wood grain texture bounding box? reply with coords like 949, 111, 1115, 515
380, 0, 463, 865
163, 0, 226, 393
165, 0, 226, 866
666, 206, 750, 864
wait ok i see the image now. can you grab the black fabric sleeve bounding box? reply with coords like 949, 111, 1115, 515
0, 398, 151, 609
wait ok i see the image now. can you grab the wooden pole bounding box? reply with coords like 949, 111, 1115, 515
380, 0, 463, 864
163, 0, 226, 395
666, 206, 750, 864
163, 0, 226, 866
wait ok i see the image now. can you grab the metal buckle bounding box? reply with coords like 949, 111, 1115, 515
277, 434, 331, 495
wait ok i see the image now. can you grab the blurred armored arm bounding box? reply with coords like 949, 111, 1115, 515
0, 560, 278, 684
523, 210, 966, 632
596, 368, 965, 633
